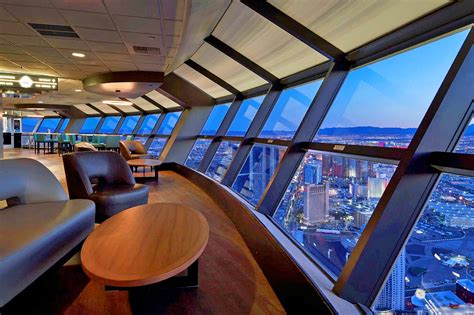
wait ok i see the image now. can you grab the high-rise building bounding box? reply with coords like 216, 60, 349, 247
368, 177, 388, 199
304, 163, 322, 184
303, 182, 329, 225
374, 250, 406, 311
355, 209, 373, 229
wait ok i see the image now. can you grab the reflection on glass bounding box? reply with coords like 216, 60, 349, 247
201, 103, 231, 136
37, 118, 61, 132
138, 114, 160, 134
273, 151, 396, 276
58, 118, 70, 133
99, 116, 120, 134
21, 117, 41, 132
134, 136, 148, 145
119, 115, 140, 134
232, 144, 287, 205
148, 137, 167, 158
226, 96, 264, 136
184, 139, 212, 170
455, 117, 474, 154
314, 30, 468, 148
259, 80, 322, 139
80, 117, 101, 134
157, 112, 181, 135
206, 141, 240, 181
373, 174, 474, 314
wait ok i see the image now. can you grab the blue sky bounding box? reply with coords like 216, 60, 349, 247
319, 30, 468, 129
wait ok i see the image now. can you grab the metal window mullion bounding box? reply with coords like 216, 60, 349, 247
334, 28, 474, 306
221, 84, 283, 186
257, 61, 350, 215
132, 115, 146, 135
113, 116, 125, 134
95, 117, 106, 133
54, 118, 64, 133
151, 113, 167, 135
197, 97, 242, 173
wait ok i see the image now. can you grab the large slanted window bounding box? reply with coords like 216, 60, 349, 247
273, 150, 396, 277
205, 141, 240, 181
99, 116, 120, 134
137, 114, 160, 134
21, 117, 41, 132
455, 117, 474, 154
226, 95, 264, 137
80, 117, 101, 134
37, 118, 61, 133
259, 80, 322, 140
184, 103, 231, 170
157, 112, 181, 135
118, 115, 140, 134
313, 30, 468, 148
232, 144, 287, 205
58, 118, 70, 133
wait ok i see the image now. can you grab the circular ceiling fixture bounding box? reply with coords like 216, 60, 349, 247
102, 100, 133, 106
82, 71, 164, 98
72, 52, 85, 58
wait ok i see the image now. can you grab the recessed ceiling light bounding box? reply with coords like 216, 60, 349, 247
148, 36, 156, 39
72, 52, 85, 58
37, 101, 43, 103
75, 89, 82, 92
102, 100, 133, 106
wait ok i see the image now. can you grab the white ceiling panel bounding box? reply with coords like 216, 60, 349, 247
161, 0, 186, 20
121, 32, 163, 48
145, 90, 181, 109
129, 97, 160, 111
95, 52, 132, 62
113, 15, 161, 34
4, 5, 66, 24
192, 43, 266, 91
164, 20, 183, 36
213, 1, 327, 79
0, 0, 52, 7
135, 63, 165, 71
86, 41, 128, 54
0, 44, 24, 53
130, 54, 165, 64
45, 38, 89, 50
115, 104, 137, 113
61, 10, 115, 30
0, 53, 37, 61
0, 6, 15, 20
174, 64, 231, 98
103, 61, 137, 71
268, 0, 449, 52
104, 0, 160, 18
0, 34, 48, 46
0, 21, 35, 35
49, 0, 107, 13
24, 45, 65, 56
74, 28, 122, 43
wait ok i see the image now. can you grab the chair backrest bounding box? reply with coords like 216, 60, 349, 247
119, 141, 132, 160
126, 135, 134, 141
126, 140, 147, 154
62, 151, 136, 199
0, 158, 68, 206
74, 142, 98, 152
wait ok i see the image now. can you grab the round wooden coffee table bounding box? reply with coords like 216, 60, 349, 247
127, 159, 162, 182
80, 203, 209, 288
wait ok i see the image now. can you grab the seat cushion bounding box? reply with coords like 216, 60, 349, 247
130, 154, 153, 160
90, 184, 149, 221
0, 199, 95, 307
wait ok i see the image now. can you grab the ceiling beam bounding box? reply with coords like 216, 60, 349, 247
204, 35, 279, 83
107, 104, 127, 116
184, 59, 241, 95
141, 95, 168, 112
14, 104, 87, 118
157, 73, 215, 108
241, 0, 345, 61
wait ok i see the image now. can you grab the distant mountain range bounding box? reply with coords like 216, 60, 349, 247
318, 124, 474, 136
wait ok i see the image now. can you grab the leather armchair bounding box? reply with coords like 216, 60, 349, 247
63, 151, 149, 222
119, 140, 153, 160
0, 158, 95, 307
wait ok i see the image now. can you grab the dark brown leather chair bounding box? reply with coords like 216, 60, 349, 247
119, 140, 153, 160
63, 151, 149, 222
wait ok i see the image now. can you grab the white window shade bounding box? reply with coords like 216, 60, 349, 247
191, 43, 267, 92
89, 102, 119, 114
268, 0, 448, 52
145, 90, 181, 109
213, 1, 327, 78
129, 97, 161, 111
174, 64, 232, 98
75, 104, 99, 115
